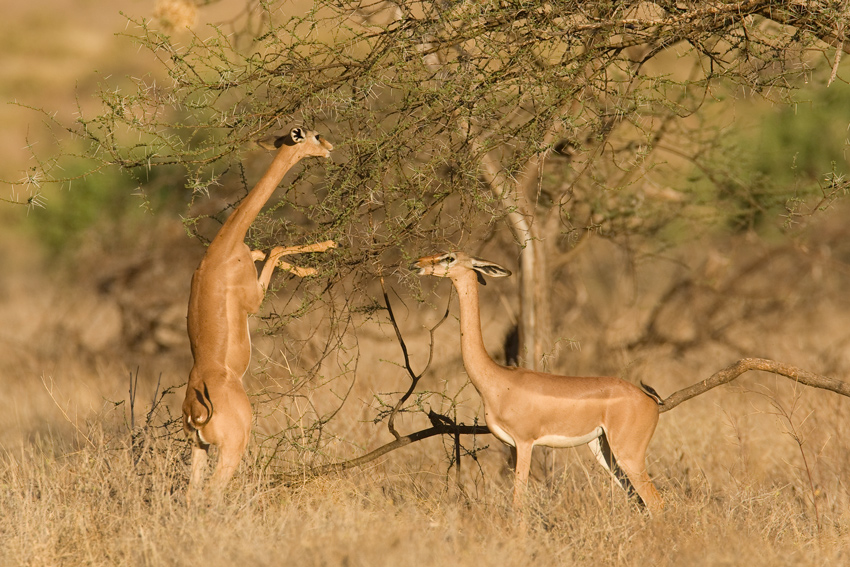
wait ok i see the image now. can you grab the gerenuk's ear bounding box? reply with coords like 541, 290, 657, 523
288, 127, 307, 144
471, 258, 512, 280
256, 127, 308, 150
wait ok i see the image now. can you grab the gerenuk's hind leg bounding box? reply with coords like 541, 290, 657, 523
590, 432, 662, 512
614, 457, 663, 512
208, 434, 249, 493
605, 431, 663, 512
207, 384, 252, 493
589, 433, 639, 500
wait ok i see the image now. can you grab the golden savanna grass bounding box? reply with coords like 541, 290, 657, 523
4, 208, 850, 566
3, 1, 850, 565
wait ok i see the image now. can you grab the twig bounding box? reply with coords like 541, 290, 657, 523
428, 411, 464, 489
829, 41, 843, 87
828, 2, 847, 86
759, 390, 821, 533
129, 367, 139, 432
381, 277, 452, 439
41, 374, 96, 449
145, 372, 164, 427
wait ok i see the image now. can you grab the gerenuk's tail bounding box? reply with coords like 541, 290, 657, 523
639, 381, 664, 406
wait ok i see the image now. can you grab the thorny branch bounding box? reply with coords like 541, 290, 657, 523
750, 387, 822, 531
41, 374, 96, 449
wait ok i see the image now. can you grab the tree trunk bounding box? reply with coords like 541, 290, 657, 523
515, 227, 553, 371
517, 237, 538, 369
478, 152, 552, 370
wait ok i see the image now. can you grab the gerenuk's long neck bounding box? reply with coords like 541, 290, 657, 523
451, 270, 503, 382
214, 146, 304, 250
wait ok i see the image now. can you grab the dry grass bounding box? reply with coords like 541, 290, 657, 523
4, 210, 850, 566
2, 402, 848, 566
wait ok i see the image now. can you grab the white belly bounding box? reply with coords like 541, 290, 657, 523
487, 422, 517, 447
534, 427, 604, 448
487, 423, 604, 449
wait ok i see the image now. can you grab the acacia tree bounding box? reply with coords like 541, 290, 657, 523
7, 0, 850, 463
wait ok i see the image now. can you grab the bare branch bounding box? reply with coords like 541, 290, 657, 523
277, 418, 490, 483
660, 357, 850, 413
382, 277, 452, 439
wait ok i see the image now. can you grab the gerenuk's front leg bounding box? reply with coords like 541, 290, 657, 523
256, 240, 336, 292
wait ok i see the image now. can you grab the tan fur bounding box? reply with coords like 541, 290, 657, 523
182, 128, 336, 501
413, 251, 663, 512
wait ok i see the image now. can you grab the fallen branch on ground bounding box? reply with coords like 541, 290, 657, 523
279, 411, 489, 484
